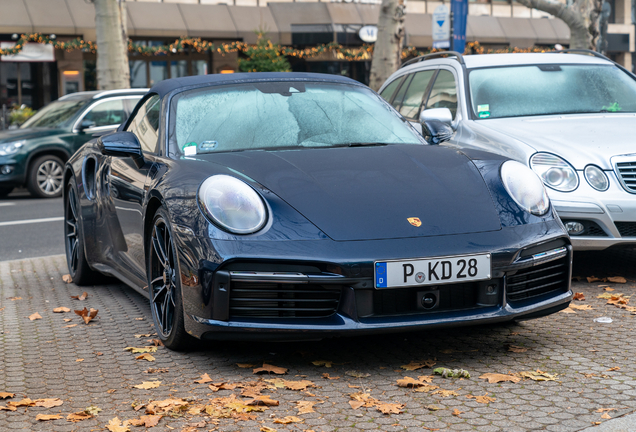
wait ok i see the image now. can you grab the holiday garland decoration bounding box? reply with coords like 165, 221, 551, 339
0, 33, 555, 60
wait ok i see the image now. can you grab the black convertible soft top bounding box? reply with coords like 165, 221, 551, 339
149, 72, 360, 98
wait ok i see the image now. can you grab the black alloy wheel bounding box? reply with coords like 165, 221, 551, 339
148, 208, 191, 350
64, 178, 98, 285
28, 155, 65, 198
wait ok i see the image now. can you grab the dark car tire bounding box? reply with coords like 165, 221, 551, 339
148, 207, 194, 351
0, 186, 13, 198
64, 178, 100, 286
27, 154, 65, 198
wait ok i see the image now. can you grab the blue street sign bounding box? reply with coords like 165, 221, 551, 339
452, 0, 468, 53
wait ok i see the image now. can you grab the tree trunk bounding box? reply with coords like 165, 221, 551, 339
515, 0, 602, 50
94, 0, 130, 90
368, 0, 405, 91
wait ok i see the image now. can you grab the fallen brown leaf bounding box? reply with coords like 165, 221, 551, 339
36, 414, 62, 421
604, 287, 615, 292
34, 398, 63, 408
349, 400, 364, 410
607, 367, 620, 371
573, 292, 586, 301
560, 307, 577, 314
124, 346, 158, 354
400, 361, 432, 371
273, 416, 304, 424
133, 381, 161, 389
236, 363, 256, 368
8, 398, 34, 407
62, 274, 72, 283
74, 307, 98, 324
596, 408, 617, 413
311, 360, 334, 368
7, 296, 21, 301
432, 389, 459, 397
135, 353, 155, 362
71, 292, 88, 301
195, 373, 213, 384
53, 307, 71, 313
106, 417, 130, 432
516, 370, 558, 381
76, 359, 84, 362
64, 324, 77, 328
260, 427, 277, 432
608, 276, 627, 284
144, 368, 168, 373
63, 318, 72, 322
376, 402, 404, 414
452, 408, 463, 416
296, 400, 317, 415
140, 415, 162, 427
253, 363, 288, 375
601, 413, 612, 419
466, 394, 496, 404
28, 312, 42, 321
570, 304, 593, 311
0, 392, 14, 399
245, 395, 279, 406
322, 373, 340, 380
66, 411, 93, 422
283, 380, 316, 391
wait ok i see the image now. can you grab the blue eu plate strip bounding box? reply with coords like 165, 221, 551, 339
375, 262, 387, 288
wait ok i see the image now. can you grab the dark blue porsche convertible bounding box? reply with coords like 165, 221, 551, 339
63, 73, 572, 350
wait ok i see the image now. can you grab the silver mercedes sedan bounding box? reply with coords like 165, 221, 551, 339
379, 51, 636, 250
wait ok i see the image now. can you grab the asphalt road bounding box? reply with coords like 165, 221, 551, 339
0, 188, 64, 261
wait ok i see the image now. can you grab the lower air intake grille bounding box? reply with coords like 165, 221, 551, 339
371, 282, 479, 316
616, 161, 636, 193
506, 257, 569, 302
230, 283, 341, 318
616, 222, 636, 237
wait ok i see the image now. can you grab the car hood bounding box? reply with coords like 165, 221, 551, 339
476, 114, 636, 169
0, 128, 67, 144
203, 145, 501, 241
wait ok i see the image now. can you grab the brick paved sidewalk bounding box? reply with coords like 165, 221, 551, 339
1, 254, 635, 432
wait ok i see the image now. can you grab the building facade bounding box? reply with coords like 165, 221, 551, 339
0, 0, 633, 109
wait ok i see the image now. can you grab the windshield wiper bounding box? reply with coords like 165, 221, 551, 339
346, 142, 388, 147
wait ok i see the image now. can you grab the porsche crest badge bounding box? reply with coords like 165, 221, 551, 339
407, 217, 422, 227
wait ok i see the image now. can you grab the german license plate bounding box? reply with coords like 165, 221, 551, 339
375, 254, 491, 288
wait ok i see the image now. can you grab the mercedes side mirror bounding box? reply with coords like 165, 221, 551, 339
419, 108, 453, 145
98, 131, 145, 168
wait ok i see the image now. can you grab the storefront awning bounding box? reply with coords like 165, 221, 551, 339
1, 0, 576, 50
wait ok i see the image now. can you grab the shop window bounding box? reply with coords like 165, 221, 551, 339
150, 61, 168, 86
171, 60, 188, 79
130, 61, 148, 88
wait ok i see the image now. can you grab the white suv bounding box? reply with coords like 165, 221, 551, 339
379, 50, 636, 251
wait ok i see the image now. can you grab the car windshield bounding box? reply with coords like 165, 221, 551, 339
468, 64, 636, 119
169, 82, 424, 155
21, 98, 89, 129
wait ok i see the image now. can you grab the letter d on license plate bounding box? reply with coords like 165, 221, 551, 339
375, 254, 491, 288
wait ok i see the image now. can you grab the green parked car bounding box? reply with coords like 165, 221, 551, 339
0, 89, 147, 198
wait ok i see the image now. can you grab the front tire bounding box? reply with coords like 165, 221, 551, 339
148, 208, 193, 351
27, 155, 65, 198
64, 178, 99, 285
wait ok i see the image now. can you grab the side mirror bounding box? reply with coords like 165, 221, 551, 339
78, 119, 96, 133
98, 131, 145, 168
419, 108, 453, 145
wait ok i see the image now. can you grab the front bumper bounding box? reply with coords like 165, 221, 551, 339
174, 221, 572, 340
550, 171, 636, 250
0, 155, 27, 187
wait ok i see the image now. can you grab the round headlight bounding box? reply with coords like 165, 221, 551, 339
530, 153, 579, 192
584, 165, 609, 191
198, 175, 267, 234
500, 160, 550, 216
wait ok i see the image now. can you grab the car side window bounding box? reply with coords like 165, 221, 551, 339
83, 99, 126, 127
398, 70, 436, 120
391, 74, 413, 111
425, 70, 458, 118
379, 77, 403, 104
126, 95, 161, 154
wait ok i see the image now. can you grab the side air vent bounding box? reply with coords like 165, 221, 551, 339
506, 257, 569, 302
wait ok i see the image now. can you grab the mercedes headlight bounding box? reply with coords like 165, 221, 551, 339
501, 160, 550, 216
0, 141, 25, 156
584, 165, 609, 191
198, 175, 267, 234
530, 153, 579, 192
